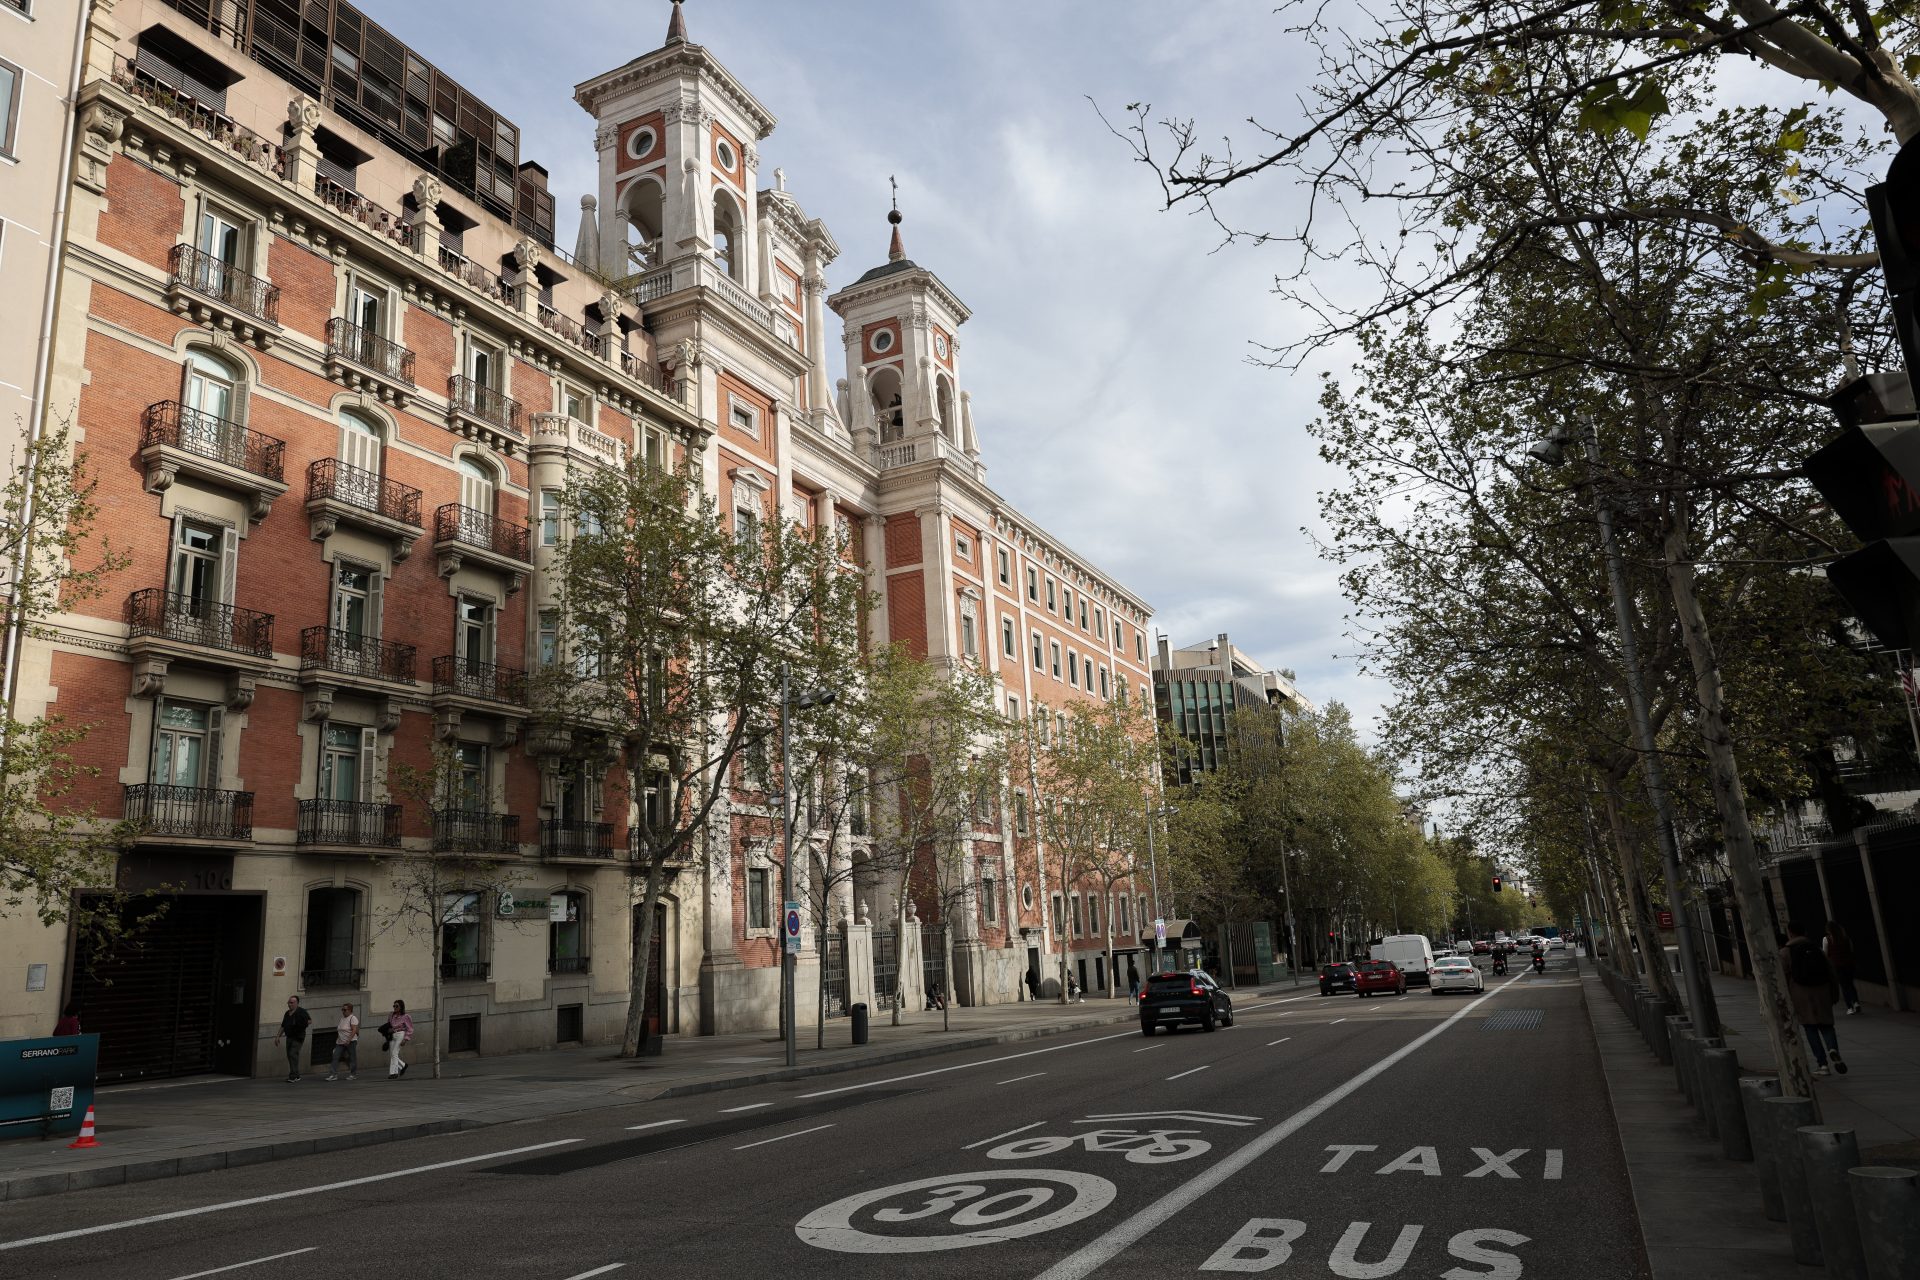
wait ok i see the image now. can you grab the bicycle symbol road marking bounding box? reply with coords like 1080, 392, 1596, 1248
795, 1169, 1117, 1254
988, 1128, 1213, 1164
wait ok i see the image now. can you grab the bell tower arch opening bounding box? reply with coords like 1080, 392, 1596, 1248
869, 365, 905, 443
623, 178, 666, 273
713, 190, 745, 283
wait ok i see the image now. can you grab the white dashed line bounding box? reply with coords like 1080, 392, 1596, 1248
562, 1267, 626, 1280
1267, 1037, 1292, 1046
165, 1249, 318, 1279
1166, 1066, 1209, 1081
998, 1072, 1046, 1085
735, 1123, 835, 1150
1133, 1044, 1163, 1053
796, 1030, 1137, 1098
624, 1118, 686, 1132
719, 1102, 771, 1112
964, 1120, 1043, 1151
1331, 1018, 1347, 1025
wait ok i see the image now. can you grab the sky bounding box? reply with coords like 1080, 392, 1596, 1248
369, 0, 1389, 733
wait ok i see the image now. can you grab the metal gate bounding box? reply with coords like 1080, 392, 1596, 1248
822, 933, 849, 1018
920, 923, 947, 1007
873, 927, 899, 1009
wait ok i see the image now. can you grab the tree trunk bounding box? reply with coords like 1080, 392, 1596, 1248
941, 921, 952, 1031
623, 854, 666, 1058
891, 897, 906, 1027
1057, 851, 1072, 1004
1660, 508, 1815, 1102
431, 932, 444, 1081
1597, 771, 1683, 1008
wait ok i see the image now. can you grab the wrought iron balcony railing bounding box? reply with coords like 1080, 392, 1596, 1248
541, 819, 614, 859
169, 243, 280, 325
431, 809, 520, 854
434, 503, 530, 562
306, 457, 423, 528
300, 626, 416, 684
297, 798, 403, 848
299, 967, 365, 989
142, 400, 285, 483
326, 318, 417, 386
448, 374, 522, 435
431, 655, 528, 705
126, 588, 274, 658
440, 960, 491, 981
549, 955, 590, 975
124, 783, 254, 840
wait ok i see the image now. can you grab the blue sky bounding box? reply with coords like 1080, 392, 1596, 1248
370, 1, 1385, 731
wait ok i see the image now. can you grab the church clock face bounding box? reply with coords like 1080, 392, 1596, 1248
933, 332, 949, 359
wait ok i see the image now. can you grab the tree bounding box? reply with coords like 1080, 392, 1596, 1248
534, 453, 866, 1057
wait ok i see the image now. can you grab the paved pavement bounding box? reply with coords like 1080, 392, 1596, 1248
0, 957, 1639, 1278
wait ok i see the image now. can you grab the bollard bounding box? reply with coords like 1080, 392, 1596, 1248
1742, 1075, 1786, 1221
1666, 1016, 1692, 1096
1701, 1049, 1751, 1161
1676, 1032, 1700, 1107
1848, 1167, 1920, 1280
1761, 1096, 1823, 1265
1695, 1037, 1725, 1134
1797, 1127, 1866, 1280
1648, 998, 1674, 1064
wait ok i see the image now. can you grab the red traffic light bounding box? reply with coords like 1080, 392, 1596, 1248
1493, 876, 1503, 893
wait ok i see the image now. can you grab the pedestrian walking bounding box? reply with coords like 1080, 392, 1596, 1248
327, 1002, 359, 1080
1025, 968, 1040, 1001
1127, 961, 1140, 999
1780, 921, 1847, 1077
53, 1001, 81, 1037
1066, 973, 1080, 1003
273, 995, 311, 1082
384, 1000, 413, 1078
1825, 919, 1862, 1014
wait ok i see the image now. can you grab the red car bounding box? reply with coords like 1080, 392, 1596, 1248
1471, 940, 1492, 955
1354, 959, 1406, 997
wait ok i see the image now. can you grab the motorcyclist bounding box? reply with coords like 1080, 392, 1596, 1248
1491, 950, 1508, 976
1531, 941, 1546, 972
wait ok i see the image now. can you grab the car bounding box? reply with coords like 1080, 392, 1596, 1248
1548, 937, 1564, 951
1471, 939, 1492, 955
1431, 947, 1458, 961
1353, 959, 1406, 997
1319, 962, 1359, 996
1371, 933, 1436, 986
1429, 956, 1485, 995
1139, 970, 1234, 1034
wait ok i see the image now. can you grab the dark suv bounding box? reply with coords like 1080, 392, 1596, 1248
1319, 962, 1358, 996
1138, 970, 1234, 1035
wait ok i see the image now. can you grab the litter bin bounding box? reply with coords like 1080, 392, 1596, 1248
850, 1003, 869, 1046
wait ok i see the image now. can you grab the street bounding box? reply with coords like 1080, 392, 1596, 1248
0, 954, 1645, 1278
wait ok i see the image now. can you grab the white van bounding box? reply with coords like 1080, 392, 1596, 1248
1370, 934, 1437, 987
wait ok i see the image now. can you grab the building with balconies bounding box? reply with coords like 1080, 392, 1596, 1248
3, 0, 1157, 1073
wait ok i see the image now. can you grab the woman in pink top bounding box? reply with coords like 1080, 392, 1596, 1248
385, 1000, 413, 1078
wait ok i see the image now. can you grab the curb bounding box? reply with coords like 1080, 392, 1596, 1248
0, 1006, 1143, 1204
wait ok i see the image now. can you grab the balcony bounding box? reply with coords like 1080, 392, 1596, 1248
431, 810, 521, 856
432, 655, 527, 707
305, 458, 422, 559
127, 588, 274, 660
124, 783, 254, 842
166, 244, 282, 347
433, 503, 530, 589
550, 955, 590, 975
630, 257, 797, 349
300, 967, 365, 989
139, 401, 289, 523
517, 289, 603, 358
324, 318, 416, 406
301, 626, 416, 686
628, 830, 698, 875
297, 799, 402, 850
541, 819, 615, 862
869, 431, 984, 482
440, 960, 492, 982
314, 175, 414, 251
448, 375, 523, 453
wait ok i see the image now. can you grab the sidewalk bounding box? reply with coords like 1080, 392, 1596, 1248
1580, 954, 1920, 1278
0, 981, 1300, 1204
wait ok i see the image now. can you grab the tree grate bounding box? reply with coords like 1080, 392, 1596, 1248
1481, 1008, 1545, 1031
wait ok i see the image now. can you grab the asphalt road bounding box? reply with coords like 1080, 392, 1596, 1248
0, 952, 1646, 1279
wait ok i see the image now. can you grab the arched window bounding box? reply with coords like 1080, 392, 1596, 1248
625, 180, 664, 272
869, 366, 904, 444
457, 454, 496, 516
936, 376, 955, 442
550, 890, 588, 974
712, 192, 742, 282
338, 408, 383, 476
181, 349, 245, 463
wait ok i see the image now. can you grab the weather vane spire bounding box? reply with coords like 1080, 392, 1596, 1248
887, 176, 905, 262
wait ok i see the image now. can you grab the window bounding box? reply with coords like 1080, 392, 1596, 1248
1119, 895, 1132, 935
1007, 694, 1020, 721
451, 741, 489, 811
457, 596, 494, 669
1096, 606, 1106, 639
728, 399, 759, 439
540, 491, 561, 546
1045, 578, 1056, 611
1013, 789, 1029, 836
1056, 711, 1068, 739
1139, 896, 1150, 931
319, 724, 370, 801
625, 125, 657, 160
1085, 659, 1096, 693
1137, 631, 1146, 661
184, 348, 241, 425
538, 610, 559, 667
550, 891, 587, 972
1099, 666, 1110, 699
981, 875, 998, 924
346, 274, 386, 338
332, 561, 377, 641
1050, 641, 1061, 679
1114, 620, 1123, 648
170, 519, 226, 608
747, 866, 772, 931
973, 785, 995, 827
152, 700, 218, 788
642, 425, 669, 471
562, 385, 588, 422
1026, 567, 1038, 602
458, 455, 496, 515
1117, 675, 1128, 705
997, 547, 1011, 585
1051, 893, 1064, 935
1088, 894, 1100, 936
1067, 652, 1078, 685
713, 192, 743, 282
440, 892, 484, 977
1022, 883, 1035, 911
954, 534, 972, 559
576, 504, 603, 540
1080, 598, 1089, 629
1031, 631, 1043, 671
1002, 617, 1016, 659
338, 408, 382, 475
1063, 587, 1073, 620
303, 888, 359, 984
1071, 895, 1084, 937
0, 58, 16, 157
847, 773, 869, 836
467, 338, 502, 391
733, 488, 761, 548
959, 605, 978, 660
197, 202, 246, 268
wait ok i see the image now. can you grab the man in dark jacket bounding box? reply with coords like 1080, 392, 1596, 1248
1781, 922, 1846, 1077
273, 995, 312, 1082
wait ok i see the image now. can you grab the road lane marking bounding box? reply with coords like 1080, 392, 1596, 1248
1330, 1018, 1347, 1025
1166, 1066, 1209, 1081
166, 1248, 318, 1279
964, 1120, 1044, 1150
720, 1102, 771, 1112
624, 1118, 686, 1132
1133, 1044, 1162, 1053
1029, 972, 1526, 1280
796, 1030, 1138, 1098
735, 1123, 835, 1150
0, 1139, 583, 1252
562, 1267, 626, 1280
998, 1072, 1046, 1085
1080, 1111, 1256, 1125
1268, 1037, 1291, 1046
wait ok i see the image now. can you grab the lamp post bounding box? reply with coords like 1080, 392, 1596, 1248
1528, 420, 1718, 1035
779, 664, 836, 1069
1144, 802, 1176, 973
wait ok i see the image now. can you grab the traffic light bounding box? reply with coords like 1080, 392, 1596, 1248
1805, 371, 1920, 647
1493, 876, 1503, 893
1870, 136, 1920, 371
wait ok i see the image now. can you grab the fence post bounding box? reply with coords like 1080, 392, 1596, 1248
1760, 1096, 1822, 1265
1741, 1075, 1785, 1220
1796, 1127, 1866, 1280
1848, 1166, 1919, 1280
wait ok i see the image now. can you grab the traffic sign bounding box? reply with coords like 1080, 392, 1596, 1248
1154, 917, 1166, 943
785, 900, 802, 954
1656, 909, 1675, 929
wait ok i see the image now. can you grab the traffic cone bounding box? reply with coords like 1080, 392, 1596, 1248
67, 1105, 100, 1150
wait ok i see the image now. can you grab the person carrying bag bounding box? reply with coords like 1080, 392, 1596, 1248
382, 999, 414, 1078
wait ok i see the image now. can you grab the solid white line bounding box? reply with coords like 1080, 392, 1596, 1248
624, 1118, 686, 1132
1267, 1037, 1292, 1046
964, 1120, 1043, 1150
562, 1267, 626, 1280
796, 1030, 1138, 1098
1330, 1018, 1347, 1025
165, 1248, 318, 1279
719, 1102, 771, 1112
1166, 1066, 1209, 1081
734, 1123, 834, 1150
0, 1139, 582, 1252
1029, 974, 1525, 1280
1133, 1044, 1163, 1053
998, 1072, 1046, 1085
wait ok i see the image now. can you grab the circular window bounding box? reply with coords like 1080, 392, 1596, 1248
715, 138, 737, 171
870, 328, 895, 354
626, 126, 657, 161
1022, 884, 1035, 911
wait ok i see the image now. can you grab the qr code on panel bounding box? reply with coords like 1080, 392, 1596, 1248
49, 1086, 74, 1114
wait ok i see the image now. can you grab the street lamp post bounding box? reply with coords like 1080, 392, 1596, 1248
1144, 802, 1176, 973
1530, 420, 1718, 1036
779, 664, 836, 1070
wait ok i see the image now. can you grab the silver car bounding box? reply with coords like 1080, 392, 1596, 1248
1429, 956, 1484, 994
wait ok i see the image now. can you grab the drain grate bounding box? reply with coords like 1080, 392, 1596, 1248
1482, 1008, 1544, 1031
